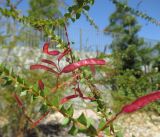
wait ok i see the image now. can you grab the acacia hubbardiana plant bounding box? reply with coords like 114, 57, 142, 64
0, 0, 160, 137
14, 25, 160, 136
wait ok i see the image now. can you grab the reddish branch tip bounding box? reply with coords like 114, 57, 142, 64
38, 80, 44, 90
43, 42, 49, 53
61, 58, 106, 73
30, 64, 58, 75
60, 94, 78, 104
122, 90, 160, 113
41, 59, 57, 68
43, 42, 60, 56
99, 90, 160, 132
13, 93, 23, 108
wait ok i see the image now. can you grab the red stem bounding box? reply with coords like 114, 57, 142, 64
64, 24, 74, 64
64, 25, 70, 48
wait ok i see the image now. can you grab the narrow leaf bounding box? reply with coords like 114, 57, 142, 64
43, 42, 49, 54
43, 42, 60, 56
60, 94, 78, 104
122, 90, 160, 113
13, 93, 23, 108
30, 64, 58, 75
61, 58, 106, 73
41, 59, 57, 68
38, 80, 44, 90
48, 50, 60, 56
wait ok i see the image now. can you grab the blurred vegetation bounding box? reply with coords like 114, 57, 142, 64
28, 0, 63, 19
0, 0, 160, 137
103, 1, 160, 114
0, 62, 68, 136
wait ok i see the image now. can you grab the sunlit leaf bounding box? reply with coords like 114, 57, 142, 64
68, 124, 78, 136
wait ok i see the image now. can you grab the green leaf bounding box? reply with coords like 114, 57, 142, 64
60, 105, 67, 114
71, 41, 75, 44
90, 0, 95, 5
77, 113, 87, 126
98, 118, 110, 135
3, 80, 12, 86
17, 76, 24, 84
66, 105, 74, 117
76, 13, 81, 19
68, 7, 73, 12
83, 5, 90, 11
71, 17, 76, 22
64, 13, 71, 18
51, 96, 59, 107
68, 124, 78, 136
43, 88, 49, 96
98, 118, 106, 129
1, 77, 12, 86
40, 91, 44, 97
2, 76, 9, 81
60, 105, 74, 117
61, 117, 70, 126
33, 83, 38, 91
86, 117, 94, 127
85, 124, 97, 137
40, 104, 48, 113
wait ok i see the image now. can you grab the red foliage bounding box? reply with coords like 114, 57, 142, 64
13, 93, 23, 108
43, 42, 60, 56
122, 90, 160, 113
30, 64, 58, 75
38, 80, 44, 90
60, 94, 79, 104
61, 58, 106, 73
64, 25, 70, 47
41, 59, 57, 68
